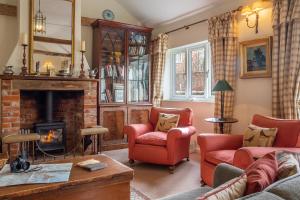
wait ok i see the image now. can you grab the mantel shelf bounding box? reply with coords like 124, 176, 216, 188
0, 75, 99, 82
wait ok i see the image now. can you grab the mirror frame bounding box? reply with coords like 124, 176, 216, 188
28, 0, 76, 73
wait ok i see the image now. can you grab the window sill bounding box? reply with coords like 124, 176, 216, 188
163, 98, 214, 103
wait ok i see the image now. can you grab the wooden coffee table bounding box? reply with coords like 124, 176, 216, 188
0, 155, 133, 200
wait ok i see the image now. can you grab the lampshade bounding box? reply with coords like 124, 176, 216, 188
212, 80, 233, 92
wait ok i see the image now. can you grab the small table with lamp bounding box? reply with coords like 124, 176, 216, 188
205, 79, 238, 134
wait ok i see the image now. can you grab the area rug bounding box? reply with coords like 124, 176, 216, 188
131, 186, 151, 200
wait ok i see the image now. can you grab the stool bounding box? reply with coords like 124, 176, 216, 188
2, 133, 40, 162
80, 127, 108, 156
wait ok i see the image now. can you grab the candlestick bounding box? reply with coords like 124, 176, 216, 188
22, 33, 28, 46
79, 50, 86, 78
81, 41, 86, 52
20, 44, 28, 76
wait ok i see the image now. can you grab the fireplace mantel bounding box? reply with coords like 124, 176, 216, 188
0, 75, 98, 82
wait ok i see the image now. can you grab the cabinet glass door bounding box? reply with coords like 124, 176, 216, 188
127, 31, 150, 103
99, 28, 125, 103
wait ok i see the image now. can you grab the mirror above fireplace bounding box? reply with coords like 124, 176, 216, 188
28, 0, 75, 74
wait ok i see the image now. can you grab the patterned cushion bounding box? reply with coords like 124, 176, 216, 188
198, 174, 247, 200
155, 113, 180, 132
276, 151, 300, 180
136, 132, 167, 146
243, 124, 277, 147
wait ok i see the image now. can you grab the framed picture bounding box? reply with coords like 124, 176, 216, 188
240, 38, 272, 79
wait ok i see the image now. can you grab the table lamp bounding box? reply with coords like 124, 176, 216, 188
212, 80, 233, 120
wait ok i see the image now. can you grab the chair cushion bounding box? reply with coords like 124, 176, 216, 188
243, 124, 277, 147
155, 113, 180, 132
276, 151, 300, 180
136, 131, 167, 146
205, 150, 235, 165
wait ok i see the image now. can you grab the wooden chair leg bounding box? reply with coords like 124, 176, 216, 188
7, 144, 11, 162
32, 141, 35, 164
200, 180, 206, 186
82, 136, 85, 156
169, 165, 175, 174
129, 159, 134, 166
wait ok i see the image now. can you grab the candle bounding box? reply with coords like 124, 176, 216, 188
81, 41, 86, 52
22, 33, 28, 45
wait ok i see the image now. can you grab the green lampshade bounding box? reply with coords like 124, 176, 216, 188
212, 80, 233, 92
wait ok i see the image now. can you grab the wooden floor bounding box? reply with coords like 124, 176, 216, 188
103, 149, 201, 200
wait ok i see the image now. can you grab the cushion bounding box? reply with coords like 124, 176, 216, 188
155, 113, 180, 132
150, 107, 193, 127
136, 132, 167, 146
265, 173, 300, 200
206, 150, 235, 165
276, 151, 300, 180
237, 192, 285, 200
198, 174, 247, 200
244, 152, 278, 195
243, 124, 277, 147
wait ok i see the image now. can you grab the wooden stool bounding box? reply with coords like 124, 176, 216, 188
2, 134, 40, 162
80, 127, 108, 156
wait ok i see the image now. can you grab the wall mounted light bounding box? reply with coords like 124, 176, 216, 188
241, 1, 269, 34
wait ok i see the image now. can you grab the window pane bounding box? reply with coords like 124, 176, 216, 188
191, 48, 205, 95
175, 52, 186, 95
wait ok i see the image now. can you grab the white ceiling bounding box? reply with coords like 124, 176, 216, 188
114, 0, 227, 27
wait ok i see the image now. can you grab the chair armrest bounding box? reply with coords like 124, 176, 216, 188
167, 126, 196, 140
197, 134, 243, 153
213, 163, 244, 188
124, 123, 153, 139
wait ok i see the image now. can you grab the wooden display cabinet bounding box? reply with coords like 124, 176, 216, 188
92, 20, 153, 150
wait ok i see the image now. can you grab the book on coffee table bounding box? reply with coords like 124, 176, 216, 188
77, 159, 107, 172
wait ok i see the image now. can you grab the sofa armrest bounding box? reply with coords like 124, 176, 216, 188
213, 163, 244, 188
167, 126, 196, 140
197, 134, 243, 153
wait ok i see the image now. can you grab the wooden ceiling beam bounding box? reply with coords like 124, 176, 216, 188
0, 3, 17, 17
81, 16, 96, 27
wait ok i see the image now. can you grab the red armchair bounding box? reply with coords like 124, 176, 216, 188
124, 107, 196, 173
198, 114, 300, 186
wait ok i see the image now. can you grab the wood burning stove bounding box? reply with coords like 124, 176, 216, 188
35, 91, 66, 152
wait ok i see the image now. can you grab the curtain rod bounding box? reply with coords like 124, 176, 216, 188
165, 6, 243, 35
165, 19, 208, 34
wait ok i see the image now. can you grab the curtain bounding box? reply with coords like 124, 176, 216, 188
208, 12, 238, 133
272, 0, 300, 119
151, 33, 168, 107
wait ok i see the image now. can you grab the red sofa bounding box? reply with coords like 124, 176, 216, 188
198, 114, 300, 186
124, 107, 196, 172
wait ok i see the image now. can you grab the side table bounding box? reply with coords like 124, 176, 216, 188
205, 117, 238, 134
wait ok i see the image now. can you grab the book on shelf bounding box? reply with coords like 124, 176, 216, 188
77, 159, 107, 172
105, 89, 113, 103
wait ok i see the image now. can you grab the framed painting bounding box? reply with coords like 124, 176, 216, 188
240, 38, 272, 78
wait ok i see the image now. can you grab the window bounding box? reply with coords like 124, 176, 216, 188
170, 41, 212, 101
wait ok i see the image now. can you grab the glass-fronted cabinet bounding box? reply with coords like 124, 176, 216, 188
92, 20, 152, 151
99, 28, 125, 103
93, 20, 152, 105
128, 31, 151, 103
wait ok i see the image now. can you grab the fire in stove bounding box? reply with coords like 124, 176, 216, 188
40, 129, 63, 144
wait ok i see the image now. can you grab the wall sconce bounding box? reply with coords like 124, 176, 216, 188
241, 1, 268, 34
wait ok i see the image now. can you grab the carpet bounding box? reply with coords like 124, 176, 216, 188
131, 186, 151, 200
104, 149, 201, 200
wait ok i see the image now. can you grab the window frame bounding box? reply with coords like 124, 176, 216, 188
170, 41, 213, 101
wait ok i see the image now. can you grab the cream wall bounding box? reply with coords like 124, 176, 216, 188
234, 8, 273, 133
81, 0, 142, 67
0, 15, 18, 69
157, 0, 273, 135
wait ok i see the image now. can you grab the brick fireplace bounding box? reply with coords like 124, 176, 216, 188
0, 77, 98, 156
